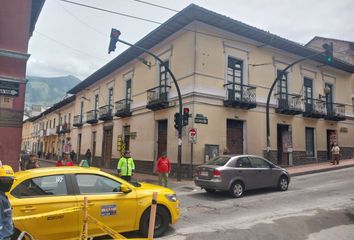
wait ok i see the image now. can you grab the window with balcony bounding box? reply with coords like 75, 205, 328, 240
277, 70, 288, 105
304, 78, 313, 112
146, 61, 171, 110
224, 57, 256, 109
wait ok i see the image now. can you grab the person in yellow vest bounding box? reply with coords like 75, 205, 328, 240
117, 151, 135, 182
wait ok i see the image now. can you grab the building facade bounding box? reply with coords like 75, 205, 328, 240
307, 37, 354, 113
22, 5, 354, 178
0, 0, 44, 169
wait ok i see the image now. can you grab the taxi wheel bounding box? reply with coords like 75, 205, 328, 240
11, 229, 29, 240
139, 206, 170, 237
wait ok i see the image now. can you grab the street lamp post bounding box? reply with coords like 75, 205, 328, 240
115, 38, 184, 181
265, 49, 332, 159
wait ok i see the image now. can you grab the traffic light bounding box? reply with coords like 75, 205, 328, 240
183, 108, 189, 126
174, 112, 181, 130
108, 28, 121, 54
322, 42, 333, 63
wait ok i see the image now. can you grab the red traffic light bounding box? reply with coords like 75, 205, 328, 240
183, 108, 190, 114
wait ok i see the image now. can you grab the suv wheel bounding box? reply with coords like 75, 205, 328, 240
229, 181, 244, 198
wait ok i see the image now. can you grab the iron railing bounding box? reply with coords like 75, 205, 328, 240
86, 110, 98, 124
223, 82, 257, 109
146, 85, 171, 109
115, 99, 132, 117
275, 93, 302, 115
99, 105, 113, 121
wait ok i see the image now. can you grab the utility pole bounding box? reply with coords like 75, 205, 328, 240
265, 43, 334, 159
109, 29, 184, 181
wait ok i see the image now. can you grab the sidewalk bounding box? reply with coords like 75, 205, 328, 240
39, 158, 354, 191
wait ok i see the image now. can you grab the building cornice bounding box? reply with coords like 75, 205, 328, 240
0, 75, 26, 83
0, 49, 30, 61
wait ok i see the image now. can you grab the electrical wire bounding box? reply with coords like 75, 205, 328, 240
129, 0, 179, 12
58, 0, 163, 25
34, 30, 107, 61
56, 0, 107, 37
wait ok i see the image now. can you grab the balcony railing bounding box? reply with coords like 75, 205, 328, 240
99, 105, 113, 121
146, 85, 171, 110
115, 99, 132, 118
223, 82, 257, 109
56, 123, 71, 134
86, 110, 98, 124
303, 98, 326, 119
73, 115, 83, 127
324, 102, 346, 121
275, 93, 302, 115
47, 128, 57, 136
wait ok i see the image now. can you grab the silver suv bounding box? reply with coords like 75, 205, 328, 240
194, 155, 290, 198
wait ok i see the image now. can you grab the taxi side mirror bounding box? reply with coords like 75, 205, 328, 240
120, 184, 132, 194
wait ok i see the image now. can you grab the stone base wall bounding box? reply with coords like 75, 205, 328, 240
264, 148, 354, 167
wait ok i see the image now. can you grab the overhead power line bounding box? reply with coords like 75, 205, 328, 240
35, 30, 107, 61
58, 0, 163, 25
56, 0, 107, 37
130, 0, 179, 12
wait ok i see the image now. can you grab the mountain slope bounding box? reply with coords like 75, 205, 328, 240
25, 75, 80, 107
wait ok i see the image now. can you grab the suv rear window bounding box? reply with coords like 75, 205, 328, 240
206, 156, 230, 166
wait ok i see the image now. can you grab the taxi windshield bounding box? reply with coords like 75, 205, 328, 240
206, 156, 230, 166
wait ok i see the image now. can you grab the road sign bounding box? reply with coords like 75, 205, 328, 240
0, 81, 19, 96
189, 128, 197, 143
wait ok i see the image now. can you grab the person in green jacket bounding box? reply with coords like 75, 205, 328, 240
117, 151, 135, 182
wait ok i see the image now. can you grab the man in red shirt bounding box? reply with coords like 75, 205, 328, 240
156, 152, 171, 187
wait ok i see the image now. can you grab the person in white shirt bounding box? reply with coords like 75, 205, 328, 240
331, 142, 340, 165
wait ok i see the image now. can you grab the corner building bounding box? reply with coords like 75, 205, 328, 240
27, 5, 354, 178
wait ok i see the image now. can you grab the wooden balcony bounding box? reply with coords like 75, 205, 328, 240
275, 93, 302, 115
146, 85, 171, 111
86, 110, 98, 124
324, 102, 346, 121
99, 105, 113, 121
223, 83, 257, 109
303, 98, 326, 119
73, 115, 83, 127
115, 99, 132, 118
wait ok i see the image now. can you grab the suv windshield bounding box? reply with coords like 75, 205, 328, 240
206, 156, 230, 166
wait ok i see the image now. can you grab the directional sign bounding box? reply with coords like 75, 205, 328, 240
0, 81, 19, 96
0, 89, 19, 96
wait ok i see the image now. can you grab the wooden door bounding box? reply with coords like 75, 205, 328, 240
277, 124, 289, 165
157, 120, 167, 158
227, 119, 243, 154
103, 129, 113, 168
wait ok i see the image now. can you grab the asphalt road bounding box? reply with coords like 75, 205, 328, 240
160, 167, 354, 240
39, 161, 354, 239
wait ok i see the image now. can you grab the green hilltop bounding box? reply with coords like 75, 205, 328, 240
25, 75, 81, 107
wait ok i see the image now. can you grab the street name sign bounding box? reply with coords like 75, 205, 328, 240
0, 81, 19, 96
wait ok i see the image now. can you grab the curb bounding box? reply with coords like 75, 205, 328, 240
289, 164, 354, 177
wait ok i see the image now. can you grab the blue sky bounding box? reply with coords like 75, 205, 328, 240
27, 0, 354, 80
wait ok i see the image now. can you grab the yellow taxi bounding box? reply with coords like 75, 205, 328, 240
7, 166, 180, 239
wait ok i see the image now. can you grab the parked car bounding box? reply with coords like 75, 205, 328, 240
194, 154, 290, 198
8, 166, 180, 239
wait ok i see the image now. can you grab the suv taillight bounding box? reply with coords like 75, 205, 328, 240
213, 169, 221, 177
